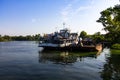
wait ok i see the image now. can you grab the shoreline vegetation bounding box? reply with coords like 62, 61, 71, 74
0, 34, 41, 41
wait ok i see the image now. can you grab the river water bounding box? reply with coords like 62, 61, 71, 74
0, 41, 120, 80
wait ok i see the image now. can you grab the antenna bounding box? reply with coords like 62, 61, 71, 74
63, 22, 65, 28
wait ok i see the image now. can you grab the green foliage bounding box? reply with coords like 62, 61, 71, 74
0, 34, 42, 42
92, 32, 105, 43
97, 4, 120, 43
0, 35, 11, 41
3, 35, 12, 41
79, 31, 87, 39
111, 43, 120, 50
0, 37, 4, 41
34, 34, 41, 41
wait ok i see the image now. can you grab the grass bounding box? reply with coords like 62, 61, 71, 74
110, 49, 120, 55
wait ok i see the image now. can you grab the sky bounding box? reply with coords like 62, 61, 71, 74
0, 0, 120, 36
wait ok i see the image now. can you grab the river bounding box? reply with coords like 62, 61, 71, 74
0, 41, 120, 80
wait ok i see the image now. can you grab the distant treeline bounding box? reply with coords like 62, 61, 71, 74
0, 34, 42, 41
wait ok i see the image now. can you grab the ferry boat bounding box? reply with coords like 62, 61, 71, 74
38, 28, 98, 51
39, 28, 79, 50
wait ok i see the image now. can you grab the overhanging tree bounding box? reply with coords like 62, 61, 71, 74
97, 4, 120, 43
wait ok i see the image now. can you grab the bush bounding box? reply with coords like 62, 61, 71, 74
111, 44, 120, 50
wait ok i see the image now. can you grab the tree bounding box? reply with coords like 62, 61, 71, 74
3, 35, 11, 41
34, 34, 41, 41
92, 32, 105, 43
0, 35, 3, 41
79, 31, 87, 39
26, 35, 33, 41
97, 5, 120, 43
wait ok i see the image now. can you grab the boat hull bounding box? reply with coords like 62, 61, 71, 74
39, 45, 97, 52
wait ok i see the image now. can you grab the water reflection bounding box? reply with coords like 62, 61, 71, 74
100, 49, 120, 80
95, 48, 120, 80
39, 51, 76, 64
38, 48, 111, 65
38, 48, 120, 80
96, 48, 111, 62
38, 50, 96, 65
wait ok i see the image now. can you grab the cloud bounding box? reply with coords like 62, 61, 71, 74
61, 4, 72, 22
60, 0, 93, 23
74, 6, 92, 15
60, 0, 80, 23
